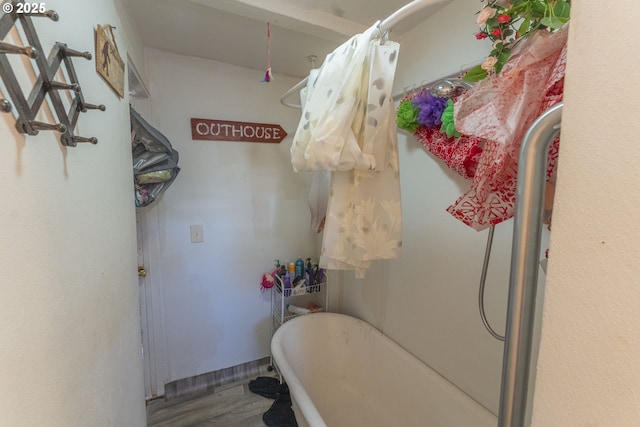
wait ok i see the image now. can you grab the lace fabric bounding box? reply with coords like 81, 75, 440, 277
448, 25, 569, 230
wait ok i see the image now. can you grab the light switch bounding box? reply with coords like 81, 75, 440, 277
190, 225, 204, 243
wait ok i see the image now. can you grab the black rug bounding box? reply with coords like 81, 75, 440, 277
248, 376, 298, 427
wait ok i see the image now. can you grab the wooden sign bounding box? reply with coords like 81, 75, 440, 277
191, 118, 287, 143
95, 24, 125, 98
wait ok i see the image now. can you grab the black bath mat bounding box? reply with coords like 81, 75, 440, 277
248, 376, 280, 399
262, 383, 298, 427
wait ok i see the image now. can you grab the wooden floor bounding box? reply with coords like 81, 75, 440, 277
147, 377, 276, 427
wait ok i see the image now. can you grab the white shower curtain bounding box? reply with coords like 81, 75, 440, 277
291, 23, 402, 278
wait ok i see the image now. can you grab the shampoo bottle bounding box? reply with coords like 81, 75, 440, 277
288, 262, 295, 276
283, 270, 291, 296
295, 257, 304, 279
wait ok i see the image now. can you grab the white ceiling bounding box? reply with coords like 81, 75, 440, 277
120, 0, 452, 79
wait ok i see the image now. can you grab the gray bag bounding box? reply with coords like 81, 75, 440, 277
131, 106, 180, 207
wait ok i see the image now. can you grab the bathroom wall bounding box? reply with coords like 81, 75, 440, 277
338, 0, 549, 415
0, 1, 146, 426
531, 1, 640, 425
138, 48, 319, 395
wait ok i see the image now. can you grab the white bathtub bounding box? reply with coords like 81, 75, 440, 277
271, 312, 497, 427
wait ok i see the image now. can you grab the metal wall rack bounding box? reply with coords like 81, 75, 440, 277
0, 0, 105, 146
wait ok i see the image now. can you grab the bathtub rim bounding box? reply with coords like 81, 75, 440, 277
270, 311, 497, 427
271, 313, 335, 427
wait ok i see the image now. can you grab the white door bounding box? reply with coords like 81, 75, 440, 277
136, 208, 156, 399
135, 205, 168, 399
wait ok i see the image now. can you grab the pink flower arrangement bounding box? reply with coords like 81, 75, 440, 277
464, 0, 571, 82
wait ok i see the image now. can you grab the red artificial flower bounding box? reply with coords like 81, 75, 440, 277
475, 32, 488, 40
492, 28, 502, 37
497, 14, 511, 24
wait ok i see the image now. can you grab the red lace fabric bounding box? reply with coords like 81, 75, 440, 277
414, 126, 484, 180
447, 26, 568, 230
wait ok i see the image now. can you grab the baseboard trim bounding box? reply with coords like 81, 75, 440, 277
162, 356, 271, 400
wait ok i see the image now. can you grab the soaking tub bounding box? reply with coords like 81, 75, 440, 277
271, 312, 497, 427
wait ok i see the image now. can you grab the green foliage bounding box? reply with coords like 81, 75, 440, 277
463, 65, 488, 83
471, 0, 571, 81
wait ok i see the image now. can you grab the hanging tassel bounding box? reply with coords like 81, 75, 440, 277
262, 22, 273, 82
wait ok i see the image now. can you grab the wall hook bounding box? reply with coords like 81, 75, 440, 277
71, 135, 98, 144
0, 99, 11, 113
0, 41, 38, 58
28, 120, 66, 133
0, 2, 105, 147
78, 102, 106, 112
31, 10, 59, 21
58, 43, 91, 60
46, 81, 81, 92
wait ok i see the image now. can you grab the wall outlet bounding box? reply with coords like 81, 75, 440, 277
190, 225, 204, 243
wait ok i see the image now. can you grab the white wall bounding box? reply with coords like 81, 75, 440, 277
140, 48, 318, 392
338, 0, 549, 414
0, 1, 146, 425
531, 1, 640, 425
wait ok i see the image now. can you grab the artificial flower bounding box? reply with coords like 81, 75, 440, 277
481, 56, 498, 71
413, 90, 448, 129
396, 99, 420, 133
465, 0, 571, 83
440, 99, 461, 138
476, 7, 497, 25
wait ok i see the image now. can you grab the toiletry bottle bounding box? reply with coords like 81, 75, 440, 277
305, 258, 313, 292
288, 262, 295, 279
271, 259, 281, 277
284, 270, 291, 296
295, 257, 304, 279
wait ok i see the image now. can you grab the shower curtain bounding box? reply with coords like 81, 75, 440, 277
290, 23, 402, 278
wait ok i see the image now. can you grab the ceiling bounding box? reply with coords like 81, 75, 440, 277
120, 0, 452, 79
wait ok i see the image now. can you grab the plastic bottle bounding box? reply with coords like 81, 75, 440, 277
305, 258, 313, 291
295, 257, 304, 279
283, 270, 291, 296
271, 259, 281, 277
288, 262, 295, 278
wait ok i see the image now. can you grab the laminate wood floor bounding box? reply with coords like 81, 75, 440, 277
147, 376, 276, 427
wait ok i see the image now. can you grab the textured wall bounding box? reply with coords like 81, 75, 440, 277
531, 1, 640, 425
139, 48, 318, 393
341, 0, 505, 414
0, 0, 146, 425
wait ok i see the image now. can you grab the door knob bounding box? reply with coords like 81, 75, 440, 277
138, 265, 147, 277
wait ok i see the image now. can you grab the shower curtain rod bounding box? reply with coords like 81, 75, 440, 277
279, 0, 451, 109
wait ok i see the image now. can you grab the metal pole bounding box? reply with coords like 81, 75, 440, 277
498, 102, 563, 427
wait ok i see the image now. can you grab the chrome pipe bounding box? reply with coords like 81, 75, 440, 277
498, 102, 563, 427
479, 225, 505, 341
430, 78, 473, 99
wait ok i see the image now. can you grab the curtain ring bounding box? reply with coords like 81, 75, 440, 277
376, 22, 389, 44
